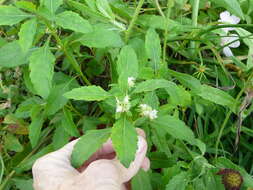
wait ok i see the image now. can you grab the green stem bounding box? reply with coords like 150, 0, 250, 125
190, 0, 200, 53
154, 0, 165, 17
43, 19, 91, 86
125, 0, 145, 43
162, 0, 173, 64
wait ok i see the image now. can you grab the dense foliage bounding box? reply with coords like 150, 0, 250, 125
0, 0, 253, 189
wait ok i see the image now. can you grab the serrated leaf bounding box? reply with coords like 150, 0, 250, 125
133, 79, 177, 93
64, 86, 111, 101
145, 28, 161, 73
18, 19, 37, 53
41, 0, 63, 14
0, 41, 28, 68
117, 45, 139, 77
0, 6, 32, 26
117, 45, 138, 92
166, 172, 188, 190
151, 115, 196, 145
96, 0, 115, 19
45, 83, 70, 116
29, 43, 55, 99
80, 24, 124, 48
209, 0, 244, 19
62, 108, 79, 137
71, 129, 111, 168
56, 11, 92, 33
131, 170, 152, 190
111, 117, 138, 167
168, 69, 202, 94
199, 85, 236, 112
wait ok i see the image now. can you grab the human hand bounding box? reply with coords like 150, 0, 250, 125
32, 129, 150, 190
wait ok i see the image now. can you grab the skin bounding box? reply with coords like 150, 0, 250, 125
32, 129, 150, 190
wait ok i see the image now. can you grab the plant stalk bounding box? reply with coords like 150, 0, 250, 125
190, 0, 200, 54
125, 0, 145, 43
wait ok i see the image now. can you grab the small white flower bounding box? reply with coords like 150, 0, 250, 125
139, 104, 158, 120
221, 34, 240, 57
116, 96, 131, 113
219, 11, 240, 33
128, 77, 136, 88
149, 110, 158, 120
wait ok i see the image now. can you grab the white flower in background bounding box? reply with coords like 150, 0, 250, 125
128, 77, 136, 88
139, 104, 158, 120
116, 95, 131, 113
219, 11, 241, 33
218, 11, 241, 57
221, 34, 240, 57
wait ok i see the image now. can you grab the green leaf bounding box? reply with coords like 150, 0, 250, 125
53, 123, 70, 150
62, 108, 79, 137
209, 0, 244, 19
29, 42, 55, 99
41, 0, 63, 14
15, 1, 37, 13
131, 170, 152, 190
45, 83, 70, 116
0, 6, 31, 26
145, 28, 161, 73
117, 45, 139, 91
117, 45, 139, 77
168, 69, 202, 94
199, 85, 236, 111
71, 129, 111, 168
18, 19, 37, 53
165, 85, 192, 107
165, 172, 188, 190
133, 79, 177, 93
0, 41, 28, 68
111, 117, 138, 167
13, 179, 33, 190
80, 24, 124, 48
5, 134, 23, 152
151, 115, 196, 145
15, 144, 54, 173
28, 105, 44, 148
96, 0, 115, 19
55, 11, 92, 33
64, 86, 111, 101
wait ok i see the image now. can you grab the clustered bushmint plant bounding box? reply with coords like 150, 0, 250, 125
0, 0, 253, 189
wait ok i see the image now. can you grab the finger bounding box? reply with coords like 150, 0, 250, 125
136, 128, 146, 138
56, 139, 79, 159
113, 136, 148, 182
33, 139, 81, 190
141, 157, 150, 171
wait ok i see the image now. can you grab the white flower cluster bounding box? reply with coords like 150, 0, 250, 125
116, 95, 131, 113
128, 77, 135, 88
139, 104, 158, 120
219, 11, 241, 57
